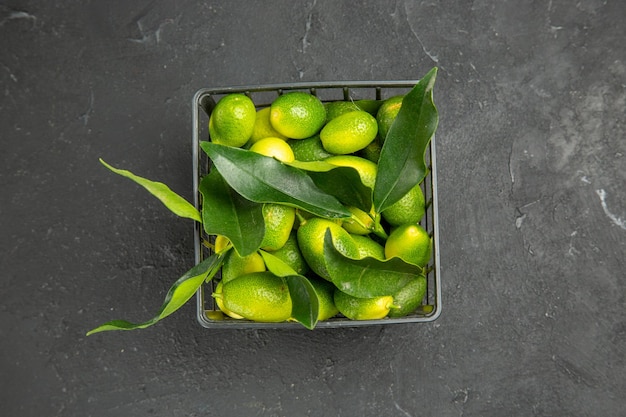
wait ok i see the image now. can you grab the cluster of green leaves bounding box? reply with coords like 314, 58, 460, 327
86, 67, 438, 334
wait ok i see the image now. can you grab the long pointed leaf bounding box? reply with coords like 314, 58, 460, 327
199, 170, 264, 256
86, 254, 223, 335
260, 250, 319, 330
200, 142, 351, 219
373, 68, 439, 213
323, 229, 422, 298
100, 159, 201, 222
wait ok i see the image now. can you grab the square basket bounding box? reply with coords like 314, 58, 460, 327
192, 81, 441, 329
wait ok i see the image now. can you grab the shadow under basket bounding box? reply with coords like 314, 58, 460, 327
192, 81, 442, 329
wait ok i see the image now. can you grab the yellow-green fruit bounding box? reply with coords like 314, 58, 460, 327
209, 93, 256, 147
334, 290, 394, 320
221, 250, 266, 284
324, 101, 362, 121
376, 95, 403, 142
288, 135, 334, 162
325, 155, 377, 189
249, 137, 295, 163
269, 231, 309, 275
358, 138, 382, 163
382, 184, 426, 226
270, 92, 326, 139
249, 107, 287, 144
385, 223, 432, 267
309, 278, 339, 321
319, 110, 378, 154
213, 281, 244, 319
213, 235, 231, 254
351, 234, 385, 260
260, 204, 296, 251
296, 217, 360, 280
388, 275, 427, 318
220, 271, 292, 322
342, 206, 375, 235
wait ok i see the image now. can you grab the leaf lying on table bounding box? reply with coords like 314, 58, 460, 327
200, 142, 352, 219
199, 170, 265, 257
99, 159, 201, 222
373, 67, 439, 214
86, 253, 224, 335
322, 229, 423, 298
260, 250, 320, 330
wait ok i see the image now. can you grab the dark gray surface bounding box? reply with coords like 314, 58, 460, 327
1, 1, 624, 416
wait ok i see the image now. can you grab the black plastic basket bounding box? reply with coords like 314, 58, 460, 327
192, 81, 441, 329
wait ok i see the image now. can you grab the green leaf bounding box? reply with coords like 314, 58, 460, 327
284, 275, 319, 330
260, 250, 319, 330
100, 159, 201, 222
288, 160, 372, 212
200, 142, 351, 219
322, 229, 422, 298
373, 68, 439, 213
86, 253, 223, 335
199, 170, 264, 256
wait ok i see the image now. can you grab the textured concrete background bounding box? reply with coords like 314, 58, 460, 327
1, 1, 625, 416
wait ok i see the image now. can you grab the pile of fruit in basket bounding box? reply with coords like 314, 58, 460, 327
87, 68, 438, 334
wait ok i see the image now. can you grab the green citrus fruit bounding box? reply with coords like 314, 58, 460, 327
376, 95, 403, 142
319, 110, 378, 154
324, 101, 362, 121
296, 217, 359, 280
288, 135, 334, 162
208, 93, 256, 147
213, 235, 231, 254
342, 206, 375, 235
219, 271, 292, 322
260, 203, 296, 251
249, 137, 295, 163
325, 155, 377, 189
382, 184, 426, 226
351, 234, 385, 260
213, 281, 244, 319
309, 277, 339, 321
385, 223, 432, 267
388, 275, 427, 318
269, 92, 326, 139
358, 138, 382, 163
334, 290, 394, 320
269, 230, 310, 275
221, 249, 266, 284
249, 107, 287, 144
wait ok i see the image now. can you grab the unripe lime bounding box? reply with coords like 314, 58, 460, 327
376, 95, 403, 142
209, 94, 256, 147
219, 271, 292, 322
297, 217, 359, 280
385, 223, 432, 267
382, 184, 426, 226
260, 204, 296, 251
270, 92, 326, 139
334, 290, 394, 320
249, 137, 295, 163
320, 110, 378, 154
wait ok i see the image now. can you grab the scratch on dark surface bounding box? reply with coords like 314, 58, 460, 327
301, 0, 317, 53
552, 355, 596, 387
388, 386, 413, 417
79, 89, 95, 126
404, 4, 439, 64
596, 189, 626, 230
0, 8, 37, 28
